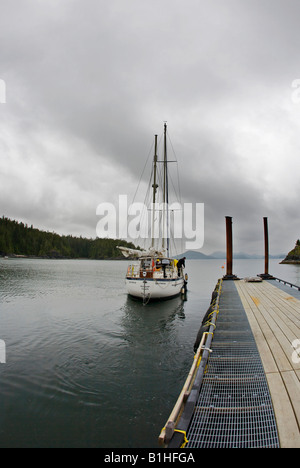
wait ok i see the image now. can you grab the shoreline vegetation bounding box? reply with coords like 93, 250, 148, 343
1, 216, 298, 264
0, 216, 136, 260
280, 240, 300, 264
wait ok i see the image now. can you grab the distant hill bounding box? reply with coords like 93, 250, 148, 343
177, 251, 214, 260
178, 250, 285, 260
280, 240, 300, 264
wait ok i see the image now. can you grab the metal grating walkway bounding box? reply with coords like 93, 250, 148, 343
185, 281, 280, 448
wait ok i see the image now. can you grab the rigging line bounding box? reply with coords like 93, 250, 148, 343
166, 131, 178, 161
167, 132, 182, 204
128, 157, 153, 250
134, 132, 163, 230
176, 157, 182, 205
157, 132, 164, 153
157, 164, 166, 244
168, 168, 181, 204
130, 140, 155, 206
169, 207, 183, 256
169, 217, 182, 258
156, 150, 181, 210
143, 163, 154, 206
169, 223, 175, 258
139, 166, 153, 245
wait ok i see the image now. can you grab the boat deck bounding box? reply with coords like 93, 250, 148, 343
160, 278, 300, 448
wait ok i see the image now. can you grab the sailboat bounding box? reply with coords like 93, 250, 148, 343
118, 123, 187, 302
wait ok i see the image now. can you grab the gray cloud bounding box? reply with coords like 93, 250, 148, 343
0, 0, 299, 255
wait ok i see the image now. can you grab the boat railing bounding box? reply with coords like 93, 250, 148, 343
154, 266, 178, 279
127, 263, 140, 278
127, 263, 178, 280
272, 277, 300, 291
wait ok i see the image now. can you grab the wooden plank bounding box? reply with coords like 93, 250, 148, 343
250, 283, 300, 331
253, 287, 300, 328
250, 284, 300, 371
235, 280, 300, 447
252, 282, 300, 319
245, 300, 292, 372
235, 282, 278, 374
256, 303, 299, 361
281, 370, 300, 428
236, 281, 299, 371
266, 372, 300, 448
267, 285, 300, 315
268, 290, 300, 318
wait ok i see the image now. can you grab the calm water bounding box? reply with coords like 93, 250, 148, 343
0, 257, 299, 448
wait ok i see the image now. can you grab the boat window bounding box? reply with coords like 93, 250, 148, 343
141, 259, 152, 269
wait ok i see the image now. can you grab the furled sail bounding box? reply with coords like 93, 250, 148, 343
117, 246, 166, 258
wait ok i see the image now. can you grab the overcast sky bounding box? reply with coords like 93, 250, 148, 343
0, 0, 300, 255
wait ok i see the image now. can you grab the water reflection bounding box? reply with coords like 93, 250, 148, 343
121, 295, 186, 343
123, 294, 186, 319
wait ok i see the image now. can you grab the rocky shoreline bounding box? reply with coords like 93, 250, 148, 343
280, 259, 300, 264
280, 241, 300, 264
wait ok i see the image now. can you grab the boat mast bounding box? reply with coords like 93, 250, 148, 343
151, 135, 158, 248
162, 122, 169, 256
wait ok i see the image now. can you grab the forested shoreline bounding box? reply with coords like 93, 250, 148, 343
0, 217, 135, 259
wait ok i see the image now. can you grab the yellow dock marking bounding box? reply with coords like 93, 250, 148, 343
250, 296, 260, 307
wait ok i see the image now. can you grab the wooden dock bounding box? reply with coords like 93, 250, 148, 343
159, 278, 300, 448
235, 279, 300, 448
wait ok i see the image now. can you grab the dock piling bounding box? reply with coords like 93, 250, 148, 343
223, 216, 239, 280
264, 216, 269, 275
259, 217, 275, 280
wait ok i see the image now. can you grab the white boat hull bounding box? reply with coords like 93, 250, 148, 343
126, 277, 185, 300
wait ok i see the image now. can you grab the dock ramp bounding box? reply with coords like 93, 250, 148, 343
159, 278, 300, 448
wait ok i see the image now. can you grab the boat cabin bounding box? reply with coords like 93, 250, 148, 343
127, 256, 179, 280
